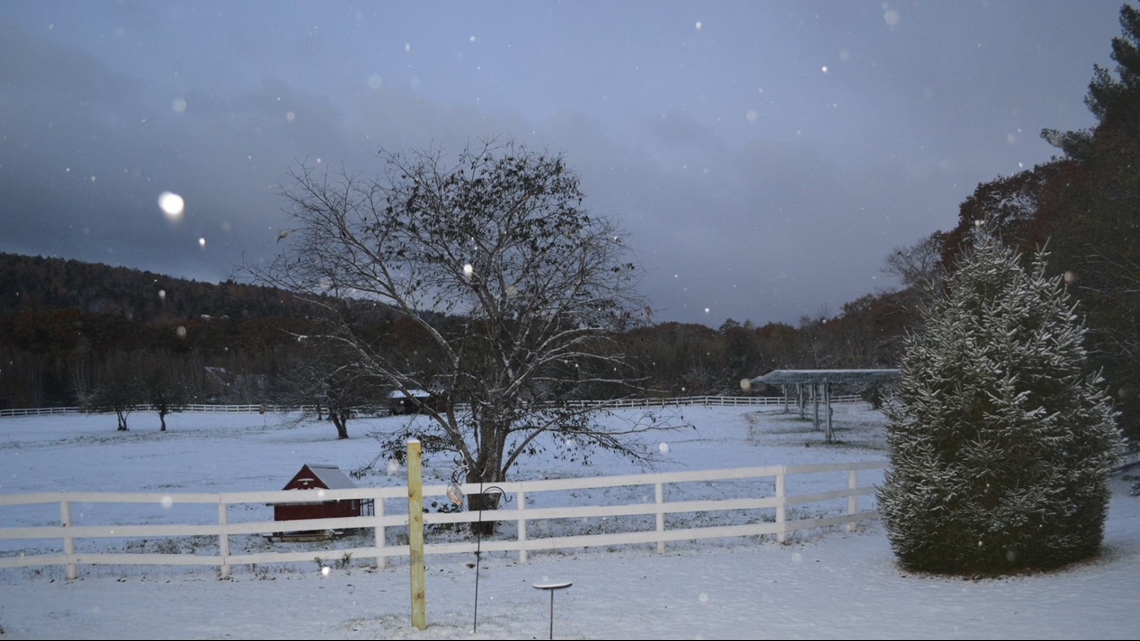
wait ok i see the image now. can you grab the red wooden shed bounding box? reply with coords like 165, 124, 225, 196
273, 464, 373, 539
387, 389, 437, 415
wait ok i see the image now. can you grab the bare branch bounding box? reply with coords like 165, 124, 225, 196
244, 139, 673, 499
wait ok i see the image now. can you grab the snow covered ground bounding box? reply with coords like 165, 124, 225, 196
1, 404, 1138, 639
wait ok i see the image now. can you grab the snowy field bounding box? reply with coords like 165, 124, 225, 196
1, 404, 1138, 639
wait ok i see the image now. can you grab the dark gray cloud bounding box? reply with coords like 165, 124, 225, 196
0, 2, 1125, 326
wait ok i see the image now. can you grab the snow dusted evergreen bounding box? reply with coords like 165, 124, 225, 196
879, 232, 1121, 573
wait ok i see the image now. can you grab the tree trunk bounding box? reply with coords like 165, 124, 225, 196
466, 460, 504, 536
466, 491, 501, 536
159, 409, 167, 432
115, 409, 128, 431
331, 411, 349, 440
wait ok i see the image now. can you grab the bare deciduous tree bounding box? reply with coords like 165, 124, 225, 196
250, 140, 677, 500
84, 352, 141, 431
142, 354, 189, 432
274, 342, 379, 440
883, 231, 946, 295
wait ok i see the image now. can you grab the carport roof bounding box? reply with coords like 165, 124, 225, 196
749, 369, 899, 386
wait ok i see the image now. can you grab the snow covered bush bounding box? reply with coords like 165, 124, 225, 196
878, 231, 1121, 573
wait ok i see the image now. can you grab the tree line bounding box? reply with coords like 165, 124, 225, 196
3, 6, 1134, 448
896, 5, 1140, 440
0, 250, 910, 423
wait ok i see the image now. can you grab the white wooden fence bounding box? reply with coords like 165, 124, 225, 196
0, 461, 885, 578
0, 404, 293, 418
0, 406, 84, 418
0, 395, 867, 419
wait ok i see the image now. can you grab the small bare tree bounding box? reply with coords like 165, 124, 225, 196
84, 352, 142, 431
275, 343, 379, 440
142, 354, 190, 432
883, 231, 946, 295
251, 140, 674, 499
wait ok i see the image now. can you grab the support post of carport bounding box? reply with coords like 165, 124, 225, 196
824, 381, 833, 443
812, 383, 820, 431
798, 383, 805, 419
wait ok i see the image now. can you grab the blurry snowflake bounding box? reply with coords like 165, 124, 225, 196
158, 192, 185, 219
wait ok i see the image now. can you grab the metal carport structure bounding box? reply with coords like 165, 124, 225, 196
749, 369, 899, 443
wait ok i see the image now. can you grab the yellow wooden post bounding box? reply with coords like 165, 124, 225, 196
407, 440, 426, 630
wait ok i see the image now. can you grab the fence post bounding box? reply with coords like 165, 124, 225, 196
847, 469, 858, 532
217, 499, 230, 578
406, 440, 427, 630
518, 488, 528, 563
655, 482, 665, 554
776, 469, 787, 544
375, 492, 386, 569
60, 500, 77, 580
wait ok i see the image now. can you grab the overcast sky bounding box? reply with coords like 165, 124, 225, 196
0, 1, 1127, 326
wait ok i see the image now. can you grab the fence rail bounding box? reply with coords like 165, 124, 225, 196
0, 404, 302, 417
0, 461, 886, 578
1116, 447, 1140, 473
0, 394, 868, 419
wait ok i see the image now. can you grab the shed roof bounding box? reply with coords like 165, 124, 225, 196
387, 389, 431, 399
303, 464, 357, 490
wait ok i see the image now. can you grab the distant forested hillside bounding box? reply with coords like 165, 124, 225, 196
0, 252, 306, 321
0, 251, 912, 413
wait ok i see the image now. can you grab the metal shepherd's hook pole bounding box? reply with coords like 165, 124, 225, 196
448, 459, 512, 635
473, 482, 510, 633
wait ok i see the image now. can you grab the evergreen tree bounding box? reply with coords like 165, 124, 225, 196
1042, 5, 1140, 159
941, 6, 1140, 441
879, 231, 1121, 573
1040, 6, 1140, 442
